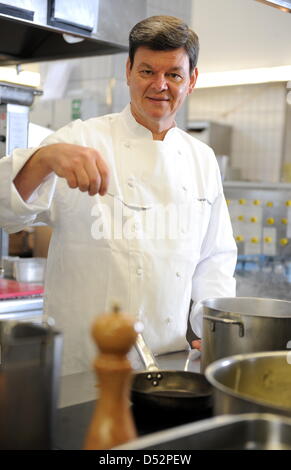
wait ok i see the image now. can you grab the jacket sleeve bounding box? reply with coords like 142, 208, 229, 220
0, 149, 57, 232
189, 176, 237, 339
0, 120, 81, 233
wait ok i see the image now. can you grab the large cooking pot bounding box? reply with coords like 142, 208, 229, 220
205, 351, 291, 418
201, 297, 291, 372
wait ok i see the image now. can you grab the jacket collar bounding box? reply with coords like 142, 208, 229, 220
121, 104, 177, 141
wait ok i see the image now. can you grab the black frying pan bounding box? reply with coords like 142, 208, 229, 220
131, 335, 212, 427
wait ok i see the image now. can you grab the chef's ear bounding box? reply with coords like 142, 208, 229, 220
188, 67, 198, 95
126, 57, 132, 85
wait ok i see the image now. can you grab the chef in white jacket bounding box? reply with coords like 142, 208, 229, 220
0, 16, 237, 374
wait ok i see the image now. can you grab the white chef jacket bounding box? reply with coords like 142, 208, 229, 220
0, 105, 237, 375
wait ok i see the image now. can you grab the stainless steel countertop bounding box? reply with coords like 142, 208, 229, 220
59, 349, 201, 408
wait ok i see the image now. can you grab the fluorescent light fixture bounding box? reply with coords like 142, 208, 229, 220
255, 0, 291, 13
0, 67, 40, 87
196, 65, 291, 88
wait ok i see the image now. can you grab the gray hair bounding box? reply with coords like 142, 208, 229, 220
128, 15, 199, 74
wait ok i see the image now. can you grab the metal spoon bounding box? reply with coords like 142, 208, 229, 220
107, 192, 152, 211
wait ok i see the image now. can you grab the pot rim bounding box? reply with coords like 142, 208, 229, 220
205, 350, 291, 413
202, 296, 291, 318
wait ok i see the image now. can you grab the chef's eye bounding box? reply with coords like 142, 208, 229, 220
140, 69, 153, 76
168, 73, 183, 82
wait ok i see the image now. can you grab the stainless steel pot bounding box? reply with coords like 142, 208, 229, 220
201, 297, 291, 371
0, 322, 63, 449
205, 351, 291, 418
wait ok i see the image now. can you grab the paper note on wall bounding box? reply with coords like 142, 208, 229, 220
263, 227, 277, 256
243, 217, 261, 255
287, 207, 291, 238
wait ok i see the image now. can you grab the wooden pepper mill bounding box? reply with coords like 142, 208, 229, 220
83, 304, 138, 450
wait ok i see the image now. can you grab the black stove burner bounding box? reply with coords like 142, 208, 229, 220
55, 400, 213, 450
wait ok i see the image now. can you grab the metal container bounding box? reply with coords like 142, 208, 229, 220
187, 120, 232, 157
2, 256, 20, 278
13, 257, 46, 283
115, 413, 291, 450
201, 297, 291, 371
205, 351, 291, 418
0, 322, 63, 449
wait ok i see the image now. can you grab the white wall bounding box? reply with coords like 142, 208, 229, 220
191, 0, 291, 72
188, 82, 286, 182
188, 0, 291, 183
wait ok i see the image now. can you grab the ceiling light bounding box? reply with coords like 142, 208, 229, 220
195, 65, 291, 88
255, 0, 291, 13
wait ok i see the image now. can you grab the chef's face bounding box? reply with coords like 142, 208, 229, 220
126, 46, 198, 133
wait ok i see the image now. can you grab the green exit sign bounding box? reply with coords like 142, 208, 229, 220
71, 99, 82, 120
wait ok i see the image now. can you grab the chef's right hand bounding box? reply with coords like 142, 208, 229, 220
38, 143, 110, 196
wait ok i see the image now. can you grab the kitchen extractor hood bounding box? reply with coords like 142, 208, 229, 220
255, 0, 291, 12
0, 0, 146, 65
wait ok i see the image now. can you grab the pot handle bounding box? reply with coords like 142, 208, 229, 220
134, 333, 160, 371
204, 314, 245, 337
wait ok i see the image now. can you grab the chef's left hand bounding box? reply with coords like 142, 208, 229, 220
192, 339, 202, 351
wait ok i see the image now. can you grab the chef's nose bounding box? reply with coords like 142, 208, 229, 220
151, 74, 168, 91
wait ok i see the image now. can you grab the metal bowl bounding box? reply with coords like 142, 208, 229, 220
205, 351, 291, 418
114, 413, 291, 450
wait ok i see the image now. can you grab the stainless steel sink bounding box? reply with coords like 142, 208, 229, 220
115, 414, 291, 450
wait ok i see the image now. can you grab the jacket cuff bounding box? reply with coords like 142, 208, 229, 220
11, 146, 57, 215
189, 300, 203, 339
